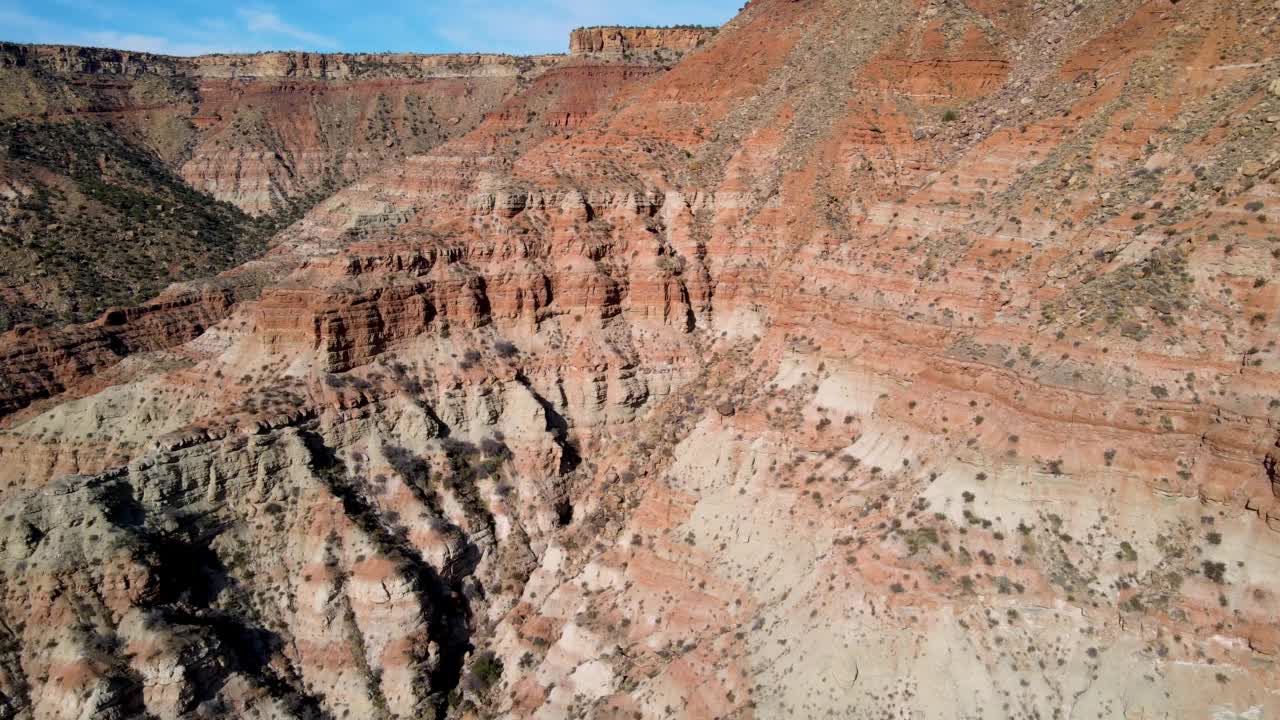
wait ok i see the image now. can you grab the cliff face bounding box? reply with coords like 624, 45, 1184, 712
0, 42, 189, 76
0, 42, 566, 215
0, 39, 702, 216
0, 34, 702, 329
190, 52, 557, 80
0, 43, 554, 80
2, 1, 1280, 719
569, 26, 718, 56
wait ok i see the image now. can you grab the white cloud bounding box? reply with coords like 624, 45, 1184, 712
81, 30, 226, 56
9, 4, 343, 55
2, 0, 740, 57
236, 7, 337, 49
0, 1, 252, 55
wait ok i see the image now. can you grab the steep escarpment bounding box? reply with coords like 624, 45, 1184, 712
569, 26, 718, 57
0, 40, 701, 216
0, 42, 561, 217
0, 33, 704, 330
2, 0, 1280, 718
0, 285, 242, 418
0, 48, 543, 331
176, 53, 563, 215
0, 32, 698, 415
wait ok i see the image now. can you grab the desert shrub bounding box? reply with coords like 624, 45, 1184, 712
1202, 561, 1226, 584
468, 651, 503, 694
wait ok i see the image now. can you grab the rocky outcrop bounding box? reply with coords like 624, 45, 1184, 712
0, 286, 240, 416
569, 26, 718, 56
0, 34, 707, 215
0, 42, 557, 80
0, 41, 188, 76
190, 52, 559, 80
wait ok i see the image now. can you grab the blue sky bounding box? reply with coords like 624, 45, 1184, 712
0, 0, 743, 56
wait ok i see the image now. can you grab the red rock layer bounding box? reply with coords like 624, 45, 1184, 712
0, 287, 236, 416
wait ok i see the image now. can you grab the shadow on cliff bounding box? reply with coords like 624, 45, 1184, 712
99, 478, 333, 719
301, 430, 474, 720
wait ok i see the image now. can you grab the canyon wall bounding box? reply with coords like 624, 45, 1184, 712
1, 43, 560, 80
0, 30, 706, 329
1, 1, 1279, 719
0, 42, 563, 214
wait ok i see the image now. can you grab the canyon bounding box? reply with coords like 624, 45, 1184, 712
0, 32, 689, 329
0, 1, 1279, 719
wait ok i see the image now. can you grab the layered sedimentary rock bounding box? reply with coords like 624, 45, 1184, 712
0, 39, 703, 215
0, 31, 706, 329
0, 42, 560, 214
569, 27, 718, 57
2, 0, 1280, 719
1, 44, 564, 81
0, 285, 243, 414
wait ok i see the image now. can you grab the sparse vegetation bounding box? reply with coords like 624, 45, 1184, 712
467, 651, 503, 694
1202, 561, 1226, 584
0, 119, 278, 329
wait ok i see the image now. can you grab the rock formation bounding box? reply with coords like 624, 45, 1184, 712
2, 1, 1280, 718
569, 27, 717, 57
0, 32, 701, 328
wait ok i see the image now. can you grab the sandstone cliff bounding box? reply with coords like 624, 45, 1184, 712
569, 26, 718, 56
0, 43, 557, 80
0, 42, 188, 76
1, 1, 1280, 719
0, 42, 566, 216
